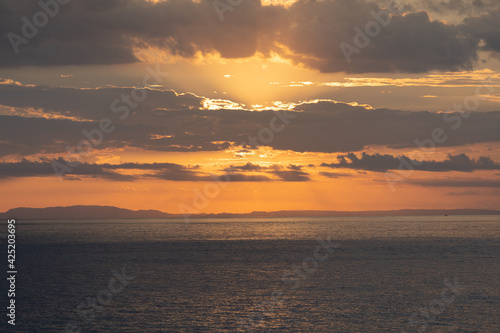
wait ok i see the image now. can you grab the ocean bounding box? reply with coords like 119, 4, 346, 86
3, 216, 499, 332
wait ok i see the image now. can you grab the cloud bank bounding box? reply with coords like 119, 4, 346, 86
1, 82, 500, 157
322, 153, 500, 172
1, 153, 499, 182
2, 0, 500, 73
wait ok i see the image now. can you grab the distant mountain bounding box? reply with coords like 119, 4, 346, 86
1, 205, 500, 220
232, 209, 500, 218
0, 205, 175, 220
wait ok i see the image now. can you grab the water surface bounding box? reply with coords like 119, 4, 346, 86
5, 216, 499, 332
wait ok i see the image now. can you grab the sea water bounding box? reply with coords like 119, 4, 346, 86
4, 216, 499, 332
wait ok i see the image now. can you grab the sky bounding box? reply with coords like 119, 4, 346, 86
1, 0, 500, 214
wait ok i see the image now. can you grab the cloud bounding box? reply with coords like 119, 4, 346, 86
281, 1, 478, 73
293, 69, 500, 88
0, 158, 212, 181
224, 162, 311, 181
410, 179, 500, 187
0, 84, 204, 122
287, 164, 302, 171
380, 0, 500, 17
446, 189, 494, 195
0, 159, 311, 182
1, 0, 280, 66
319, 171, 352, 178
269, 169, 310, 181
322, 153, 500, 172
423, 0, 500, 14
461, 8, 500, 54
1, 87, 500, 157
1, 0, 140, 66
0, 115, 232, 158
2, 0, 497, 73
228, 162, 264, 172
0, 153, 497, 185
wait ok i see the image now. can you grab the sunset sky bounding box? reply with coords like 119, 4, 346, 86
1, 0, 500, 213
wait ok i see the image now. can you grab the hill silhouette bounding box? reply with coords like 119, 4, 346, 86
1, 205, 500, 220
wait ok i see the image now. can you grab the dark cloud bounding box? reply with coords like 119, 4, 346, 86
409, 179, 500, 187
226, 163, 303, 172
224, 163, 311, 181
0, 159, 309, 182
227, 162, 264, 172
282, 1, 478, 73
0, 84, 204, 122
287, 164, 302, 171
385, 0, 500, 16
0, 115, 232, 158
0, 0, 139, 66
322, 153, 500, 172
0, 153, 497, 184
0, 158, 211, 181
319, 172, 352, 178
446, 189, 494, 195
224, 173, 271, 182
425, 0, 500, 14
1, 0, 497, 73
1, 0, 280, 66
269, 170, 310, 181
461, 8, 500, 54
1, 86, 500, 157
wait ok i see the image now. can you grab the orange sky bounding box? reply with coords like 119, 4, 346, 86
1, 0, 500, 213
